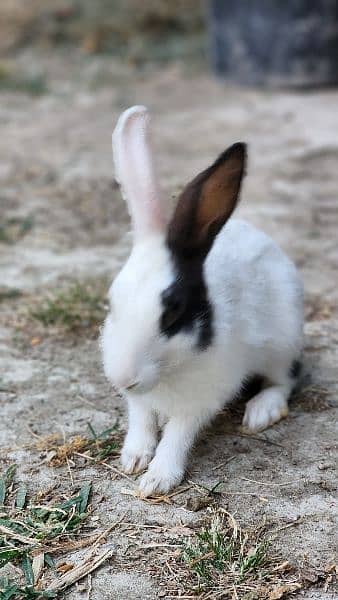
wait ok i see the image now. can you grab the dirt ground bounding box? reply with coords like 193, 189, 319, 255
0, 49, 337, 598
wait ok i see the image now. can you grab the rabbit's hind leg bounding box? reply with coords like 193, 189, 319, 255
242, 384, 290, 433
241, 360, 300, 433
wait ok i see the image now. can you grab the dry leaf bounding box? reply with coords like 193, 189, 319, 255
32, 553, 44, 583
57, 562, 74, 574
269, 583, 302, 599
272, 561, 291, 572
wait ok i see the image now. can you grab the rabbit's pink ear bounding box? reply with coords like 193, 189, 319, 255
112, 106, 166, 242
168, 143, 247, 259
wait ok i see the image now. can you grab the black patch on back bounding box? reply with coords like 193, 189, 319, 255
289, 359, 302, 379
160, 251, 213, 350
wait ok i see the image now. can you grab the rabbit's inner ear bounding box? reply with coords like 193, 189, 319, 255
167, 143, 247, 259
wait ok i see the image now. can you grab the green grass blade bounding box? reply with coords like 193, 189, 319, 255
16, 484, 28, 510
44, 553, 55, 569
87, 422, 97, 440
0, 478, 5, 506
0, 581, 19, 600
78, 482, 91, 514
4, 465, 16, 485
21, 553, 34, 586
97, 420, 120, 439
0, 465, 16, 506
0, 548, 24, 568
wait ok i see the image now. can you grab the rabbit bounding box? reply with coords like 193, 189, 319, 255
101, 105, 304, 497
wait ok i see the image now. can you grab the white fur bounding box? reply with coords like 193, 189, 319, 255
101, 107, 304, 496
112, 106, 166, 240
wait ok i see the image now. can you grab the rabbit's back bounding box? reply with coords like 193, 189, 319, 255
206, 218, 303, 361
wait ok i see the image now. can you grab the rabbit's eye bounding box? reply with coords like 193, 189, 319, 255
160, 292, 186, 332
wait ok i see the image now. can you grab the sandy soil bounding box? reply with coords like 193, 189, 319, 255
0, 49, 337, 598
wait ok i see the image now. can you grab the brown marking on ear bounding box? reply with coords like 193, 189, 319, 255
168, 143, 247, 259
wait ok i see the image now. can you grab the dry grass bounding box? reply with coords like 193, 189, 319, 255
31, 421, 122, 466
159, 507, 335, 599
1, 460, 335, 599
0, 464, 93, 598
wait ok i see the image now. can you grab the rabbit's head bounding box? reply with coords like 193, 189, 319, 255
102, 106, 246, 394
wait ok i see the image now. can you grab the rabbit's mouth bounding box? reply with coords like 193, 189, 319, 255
121, 361, 161, 395
124, 379, 156, 394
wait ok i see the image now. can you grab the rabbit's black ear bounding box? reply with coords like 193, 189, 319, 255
167, 143, 246, 260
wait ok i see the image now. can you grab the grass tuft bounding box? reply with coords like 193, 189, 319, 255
0, 465, 16, 506
181, 508, 271, 593
33, 421, 121, 466
0, 465, 92, 596
0, 576, 56, 599
30, 281, 107, 333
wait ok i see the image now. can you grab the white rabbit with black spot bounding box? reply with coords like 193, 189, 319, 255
101, 106, 304, 497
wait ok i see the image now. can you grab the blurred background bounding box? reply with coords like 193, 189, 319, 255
1, 0, 337, 294
0, 1, 205, 72
1, 3, 338, 598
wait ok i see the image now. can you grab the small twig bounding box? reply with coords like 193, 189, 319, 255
25, 424, 43, 439
46, 547, 114, 592
232, 432, 286, 450
100, 462, 136, 483
166, 485, 193, 499
241, 476, 304, 487
220, 491, 273, 500
77, 394, 98, 409
138, 542, 180, 549
188, 551, 215, 567
269, 517, 302, 535
188, 480, 273, 500
46, 534, 103, 555
61, 505, 76, 535
86, 573, 92, 600
220, 507, 239, 539
0, 524, 41, 546
32, 552, 44, 584
211, 455, 236, 471
272, 560, 290, 572
47, 513, 127, 555
84, 512, 128, 559
74, 451, 94, 460
66, 456, 74, 486
232, 585, 239, 600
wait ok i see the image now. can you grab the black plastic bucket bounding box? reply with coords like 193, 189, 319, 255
208, 0, 338, 87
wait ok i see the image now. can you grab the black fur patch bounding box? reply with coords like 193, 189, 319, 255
289, 359, 302, 379
160, 143, 246, 351
159, 253, 213, 350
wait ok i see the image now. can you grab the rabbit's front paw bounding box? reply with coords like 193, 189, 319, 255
121, 441, 156, 475
138, 460, 183, 497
